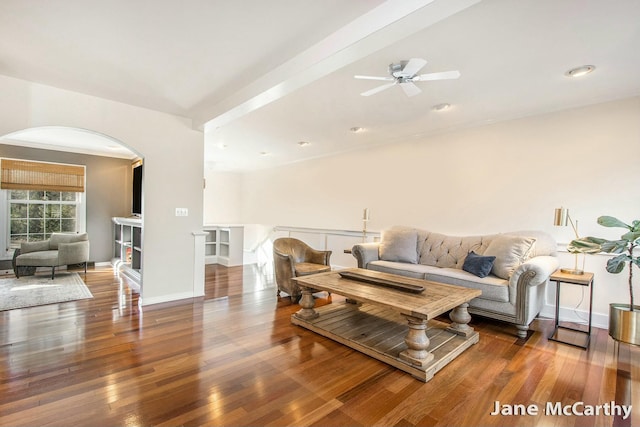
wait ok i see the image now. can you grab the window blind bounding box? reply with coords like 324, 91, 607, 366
0, 158, 85, 192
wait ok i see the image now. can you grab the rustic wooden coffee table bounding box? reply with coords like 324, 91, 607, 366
291, 268, 481, 382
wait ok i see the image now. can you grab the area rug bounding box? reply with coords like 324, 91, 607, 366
0, 273, 93, 311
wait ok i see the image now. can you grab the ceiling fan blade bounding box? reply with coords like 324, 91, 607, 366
402, 58, 427, 77
414, 70, 461, 81
400, 82, 422, 97
361, 82, 396, 96
354, 75, 394, 81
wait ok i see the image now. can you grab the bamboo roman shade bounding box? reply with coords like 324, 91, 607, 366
0, 158, 85, 192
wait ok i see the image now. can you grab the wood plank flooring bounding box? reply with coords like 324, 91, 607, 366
0, 264, 637, 426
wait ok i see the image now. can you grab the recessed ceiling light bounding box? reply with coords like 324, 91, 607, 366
259, 151, 270, 156
350, 127, 365, 133
297, 141, 311, 147
431, 103, 451, 112
565, 65, 595, 78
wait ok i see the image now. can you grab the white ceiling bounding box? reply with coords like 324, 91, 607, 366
1, 0, 639, 169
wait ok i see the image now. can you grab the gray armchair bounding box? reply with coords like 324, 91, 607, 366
13, 233, 90, 279
273, 237, 331, 301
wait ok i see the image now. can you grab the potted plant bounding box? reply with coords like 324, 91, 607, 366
568, 215, 639, 345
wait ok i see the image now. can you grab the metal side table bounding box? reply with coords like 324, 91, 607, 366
548, 270, 594, 349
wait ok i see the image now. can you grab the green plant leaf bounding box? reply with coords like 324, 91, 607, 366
632, 220, 640, 232
606, 254, 630, 274
567, 236, 608, 254
598, 216, 631, 229
621, 230, 640, 243
600, 239, 629, 254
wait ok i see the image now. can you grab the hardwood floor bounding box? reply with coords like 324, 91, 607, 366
1, 265, 638, 426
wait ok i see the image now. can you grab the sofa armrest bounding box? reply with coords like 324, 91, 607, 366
58, 240, 90, 265
510, 256, 560, 288
20, 240, 51, 254
351, 242, 381, 268
274, 249, 296, 274
508, 255, 559, 325
509, 255, 560, 305
306, 248, 332, 266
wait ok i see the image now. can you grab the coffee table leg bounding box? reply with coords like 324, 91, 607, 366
294, 287, 319, 321
399, 315, 434, 367
447, 302, 474, 337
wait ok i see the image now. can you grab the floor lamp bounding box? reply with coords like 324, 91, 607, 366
553, 207, 584, 275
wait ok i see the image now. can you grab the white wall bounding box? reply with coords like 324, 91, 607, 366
238, 96, 640, 327
203, 170, 241, 224
0, 74, 204, 305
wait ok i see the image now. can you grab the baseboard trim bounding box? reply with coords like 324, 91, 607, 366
540, 303, 608, 330
140, 291, 196, 307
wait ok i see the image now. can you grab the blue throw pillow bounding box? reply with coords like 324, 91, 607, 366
462, 251, 496, 278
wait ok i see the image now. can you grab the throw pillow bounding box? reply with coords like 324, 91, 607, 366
462, 251, 496, 278
483, 235, 536, 279
379, 228, 419, 264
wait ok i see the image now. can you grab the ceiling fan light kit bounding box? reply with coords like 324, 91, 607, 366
432, 103, 451, 112
355, 58, 460, 97
565, 65, 596, 77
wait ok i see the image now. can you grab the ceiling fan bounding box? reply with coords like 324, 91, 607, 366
354, 58, 460, 97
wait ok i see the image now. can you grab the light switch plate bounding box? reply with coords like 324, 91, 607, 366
175, 208, 189, 217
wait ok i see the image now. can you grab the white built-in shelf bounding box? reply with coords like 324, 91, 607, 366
203, 225, 243, 266
112, 217, 143, 291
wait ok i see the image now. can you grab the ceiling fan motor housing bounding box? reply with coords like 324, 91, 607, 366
389, 62, 407, 78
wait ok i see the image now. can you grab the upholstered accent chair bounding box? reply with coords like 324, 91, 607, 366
273, 237, 332, 301
13, 233, 90, 279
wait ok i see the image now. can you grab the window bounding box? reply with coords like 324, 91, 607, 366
0, 158, 86, 258
8, 190, 81, 247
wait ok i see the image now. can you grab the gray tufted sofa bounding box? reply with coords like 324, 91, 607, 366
351, 226, 559, 338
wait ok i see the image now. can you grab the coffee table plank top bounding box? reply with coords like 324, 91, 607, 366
293, 268, 481, 320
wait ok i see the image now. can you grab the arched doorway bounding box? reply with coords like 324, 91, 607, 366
0, 126, 144, 290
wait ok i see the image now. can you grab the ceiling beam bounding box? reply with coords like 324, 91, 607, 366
193, 0, 481, 132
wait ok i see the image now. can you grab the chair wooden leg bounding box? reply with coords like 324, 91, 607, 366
84, 262, 87, 275
51, 266, 55, 280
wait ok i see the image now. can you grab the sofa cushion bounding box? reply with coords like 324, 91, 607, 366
49, 233, 88, 250
368, 260, 435, 279
367, 261, 509, 303
19, 240, 51, 254
424, 268, 510, 303
16, 250, 59, 266
462, 251, 496, 278
483, 234, 536, 279
506, 230, 557, 257
379, 228, 418, 264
